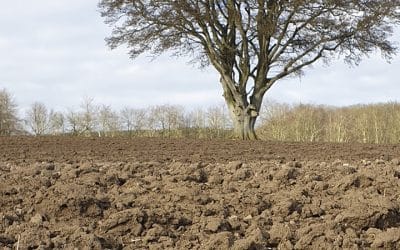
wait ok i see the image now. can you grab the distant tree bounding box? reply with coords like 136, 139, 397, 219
49, 111, 65, 135
98, 104, 120, 137
258, 101, 400, 143
325, 107, 350, 143
186, 108, 208, 138
149, 104, 185, 137
25, 102, 50, 135
100, 0, 400, 139
148, 106, 166, 135
120, 107, 147, 135
66, 109, 82, 135
206, 104, 231, 138
163, 105, 185, 137
292, 104, 327, 142
80, 97, 98, 135
120, 107, 134, 134
258, 100, 292, 141
190, 108, 207, 130
0, 89, 20, 135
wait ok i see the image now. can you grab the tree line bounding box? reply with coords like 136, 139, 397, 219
0, 89, 233, 138
3, 87, 400, 143
259, 100, 400, 144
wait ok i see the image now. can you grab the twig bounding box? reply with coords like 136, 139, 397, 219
16, 234, 20, 250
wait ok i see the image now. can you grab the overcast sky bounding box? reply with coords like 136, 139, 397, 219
1, 0, 400, 114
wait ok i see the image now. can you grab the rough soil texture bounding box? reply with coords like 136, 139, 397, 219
1, 136, 400, 249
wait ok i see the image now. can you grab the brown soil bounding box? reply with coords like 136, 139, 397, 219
1, 136, 400, 249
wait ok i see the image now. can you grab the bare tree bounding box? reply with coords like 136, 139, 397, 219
98, 104, 120, 137
190, 108, 207, 129
258, 101, 400, 143
185, 108, 208, 138
258, 100, 292, 141
0, 89, 20, 135
120, 107, 134, 134
206, 104, 231, 138
25, 102, 50, 135
164, 105, 185, 137
148, 104, 185, 137
120, 107, 147, 135
326, 107, 350, 143
99, 0, 400, 139
66, 109, 82, 135
80, 97, 98, 136
49, 111, 65, 135
148, 105, 167, 136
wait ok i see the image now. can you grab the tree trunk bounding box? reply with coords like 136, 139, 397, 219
225, 99, 259, 140
232, 112, 258, 140
220, 77, 263, 140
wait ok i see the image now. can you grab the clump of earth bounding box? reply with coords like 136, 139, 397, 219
1, 137, 400, 249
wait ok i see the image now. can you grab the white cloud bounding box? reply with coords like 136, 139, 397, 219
268, 56, 400, 106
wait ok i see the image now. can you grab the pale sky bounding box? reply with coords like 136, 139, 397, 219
1, 0, 400, 114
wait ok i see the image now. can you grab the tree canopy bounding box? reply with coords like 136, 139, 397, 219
99, 0, 400, 139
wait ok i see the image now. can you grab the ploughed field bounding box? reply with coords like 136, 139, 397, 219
1, 137, 400, 249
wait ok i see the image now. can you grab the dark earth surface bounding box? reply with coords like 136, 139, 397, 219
1, 136, 400, 249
